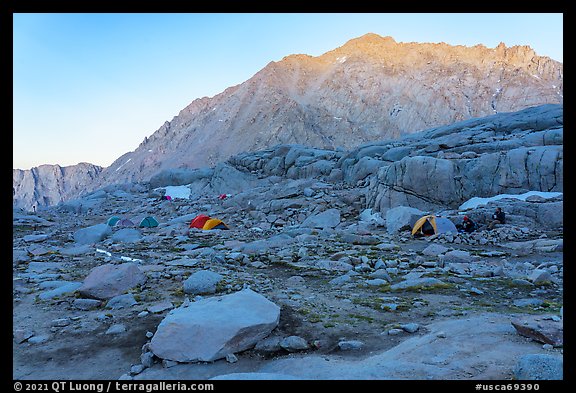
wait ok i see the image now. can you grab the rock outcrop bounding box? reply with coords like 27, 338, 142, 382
13, 163, 103, 211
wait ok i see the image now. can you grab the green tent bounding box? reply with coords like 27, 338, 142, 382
106, 216, 121, 227
139, 216, 159, 228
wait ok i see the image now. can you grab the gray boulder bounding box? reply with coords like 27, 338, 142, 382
78, 263, 147, 300
106, 293, 138, 309
38, 281, 82, 300
440, 250, 473, 264
150, 289, 280, 362
111, 228, 142, 243
390, 277, 447, 291
73, 223, 112, 245
280, 336, 309, 352
421, 243, 449, 257
183, 270, 224, 295
302, 209, 341, 230
385, 206, 426, 234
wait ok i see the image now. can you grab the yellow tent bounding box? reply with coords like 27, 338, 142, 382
411, 215, 457, 236
202, 218, 229, 230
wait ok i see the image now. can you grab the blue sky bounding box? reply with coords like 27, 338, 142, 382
13, 13, 563, 170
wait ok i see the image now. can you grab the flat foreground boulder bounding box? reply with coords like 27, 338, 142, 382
150, 288, 280, 362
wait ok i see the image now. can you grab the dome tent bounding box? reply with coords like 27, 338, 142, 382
139, 216, 159, 228
190, 214, 211, 229
411, 215, 457, 236
114, 218, 136, 228
189, 214, 229, 230
106, 216, 121, 227
202, 218, 229, 230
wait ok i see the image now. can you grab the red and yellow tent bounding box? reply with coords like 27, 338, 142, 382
190, 215, 229, 230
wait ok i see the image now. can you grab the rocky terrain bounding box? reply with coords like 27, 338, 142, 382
13, 33, 563, 212
13, 104, 563, 380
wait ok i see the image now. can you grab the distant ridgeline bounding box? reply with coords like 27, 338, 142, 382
13, 163, 103, 212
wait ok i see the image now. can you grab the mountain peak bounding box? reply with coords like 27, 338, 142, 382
342, 33, 396, 48
44, 33, 562, 196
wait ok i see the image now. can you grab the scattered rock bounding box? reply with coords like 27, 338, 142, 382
106, 294, 138, 309
280, 336, 309, 352
72, 298, 102, 310
338, 340, 364, 351
106, 324, 127, 335
400, 323, 420, 333
74, 223, 112, 245
514, 354, 563, 380
182, 270, 223, 295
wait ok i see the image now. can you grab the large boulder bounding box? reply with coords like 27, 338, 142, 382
385, 206, 426, 234
111, 228, 142, 243
302, 209, 341, 230
209, 163, 261, 195
78, 263, 147, 300
73, 223, 112, 245
150, 289, 280, 362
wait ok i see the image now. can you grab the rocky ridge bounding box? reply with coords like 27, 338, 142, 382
13, 163, 103, 211
95, 34, 562, 187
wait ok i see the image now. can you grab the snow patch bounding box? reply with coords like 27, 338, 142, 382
532, 74, 541, 79
96, 248, 112, 257
336, 56, 347, 63
163, 185, 191, 200
459, 191, 562, 210
115, 158, 132, 172
120, 256, 143, 263
334, 117, 342, 120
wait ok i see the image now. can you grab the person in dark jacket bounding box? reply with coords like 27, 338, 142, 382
461, 215, 477, 233
488, 207, 505, 229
